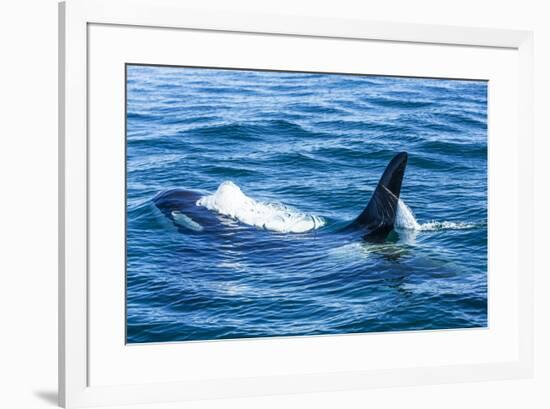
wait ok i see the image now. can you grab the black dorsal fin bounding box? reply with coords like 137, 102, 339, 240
349, 152, 408, 240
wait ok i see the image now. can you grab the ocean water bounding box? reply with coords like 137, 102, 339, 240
126, 65, 488, 343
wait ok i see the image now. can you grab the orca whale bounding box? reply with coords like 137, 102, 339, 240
153, 152, 408, 242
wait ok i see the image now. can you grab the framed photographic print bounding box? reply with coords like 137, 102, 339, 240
59, 0, 534, 407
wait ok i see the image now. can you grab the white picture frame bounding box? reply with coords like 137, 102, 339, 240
59, 0, 534, 407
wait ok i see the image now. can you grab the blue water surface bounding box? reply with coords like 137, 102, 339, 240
126, 65, 487, 343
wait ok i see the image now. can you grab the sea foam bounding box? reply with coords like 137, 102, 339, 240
196, 181, 325, 233
396, 200, 475, 231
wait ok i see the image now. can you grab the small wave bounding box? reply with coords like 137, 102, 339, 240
396, 200, 475, 231
418, 221, 476, 231
366, 96, 433, 109
196, 181, 325, 233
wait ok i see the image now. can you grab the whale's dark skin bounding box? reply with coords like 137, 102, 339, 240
154, 152, 408, 242
340, 151, 408, 240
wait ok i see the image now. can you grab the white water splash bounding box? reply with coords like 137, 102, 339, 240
396, 200, 475, 231
197, 181, 326, 233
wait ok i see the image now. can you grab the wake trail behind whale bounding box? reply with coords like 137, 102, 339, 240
396, 200, 475, 231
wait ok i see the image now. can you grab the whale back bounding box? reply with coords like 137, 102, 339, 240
345, 152, 408, 241
154, 152, 408, 241
153, 189, 221, 232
